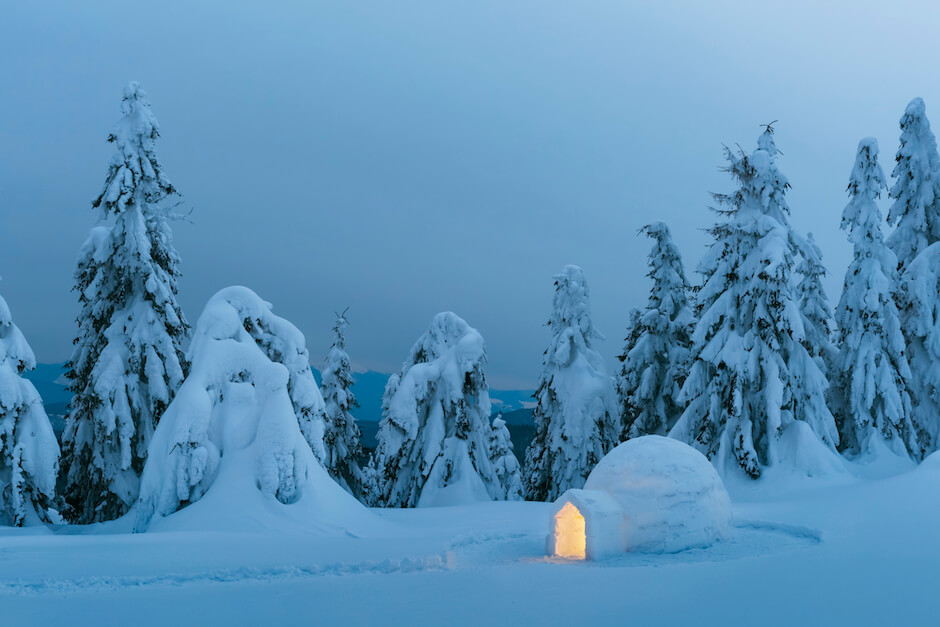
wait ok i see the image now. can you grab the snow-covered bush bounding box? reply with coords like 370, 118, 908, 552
523, 266, 618, 501
60, 82, 190, 523
373, 312, 500, 507
0, 291, 60, 526
670, 126, 839, 479
321, 310, 364, 500
616, 222, 694, 439
833, 138, 918, 459
488, 415, 523, 501
134, 287, 345, 531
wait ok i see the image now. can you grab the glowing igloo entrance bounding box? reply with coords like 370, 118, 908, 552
552, 503, 586, 559
546, 490, 624, 561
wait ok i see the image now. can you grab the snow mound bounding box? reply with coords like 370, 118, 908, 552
773, 421, 849, 478
584, 435, 732, 553
133, 286, 374, 534
917, 451, 940, 474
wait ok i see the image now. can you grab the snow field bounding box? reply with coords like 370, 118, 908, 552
4, 459, 936, 626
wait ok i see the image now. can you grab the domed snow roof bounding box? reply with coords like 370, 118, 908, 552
584, 435, 732, 553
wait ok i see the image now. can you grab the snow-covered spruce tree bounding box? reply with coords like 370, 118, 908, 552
320, 309, 364, 499
795, 233, 837, 381
0, 291, 60, 526
523, 266, 618, 501
886, 97, 940, 271
615, 308, 642, 430
669, 127, 839, 478
488, 414, 523, 501
896, 241, 940, 456
60, 82, 190, 523
373, 312, 501, 507
887, 99, 940, 456
135, 287, 355, 530
616, 222, 694, 439
833, 138, 917, 459
360, 454, 380, 507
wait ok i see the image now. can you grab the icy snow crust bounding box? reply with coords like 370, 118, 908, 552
583, 436, 732, 553
134, 287, 372, 533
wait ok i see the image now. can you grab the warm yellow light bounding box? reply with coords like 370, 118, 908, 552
554, 502, 586, 559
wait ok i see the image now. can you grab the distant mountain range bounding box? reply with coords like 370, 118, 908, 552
27, 363, 537, 460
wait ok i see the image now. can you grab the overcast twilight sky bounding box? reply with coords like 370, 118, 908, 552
2, 1, 939, 388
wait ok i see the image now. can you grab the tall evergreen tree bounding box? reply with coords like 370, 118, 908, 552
321, 309, 364, 500
795, 233, 837, 381
0, 290, 60, 526
616, 222, 694, 439
896, 242, 940, 455
60, 82, 190, 523
886, 97, 940, 271
615, 308, 642, 430
523, 266, 618, 501
669, 126, 839, 478
888, 99, 940, 456
834, 138, 917, 458
374, 312, 500, 507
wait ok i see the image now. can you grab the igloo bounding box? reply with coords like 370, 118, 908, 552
546, 436, 732, 559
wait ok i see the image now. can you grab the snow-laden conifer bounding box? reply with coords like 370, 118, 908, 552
834, 138, 918, 458
616, 222, 694, 439
888, 99, 940, 457
896, 244, 940, 455
887, 98, 940, 270
615, 308, 642, 428
360, 454, 380, 507
795, 233, 837, 380
0, 291, 60, 526
320, 309, 364, 499
523, 266, 618, 501
61, 82, 190, 523
488, 415, 523, 501
135, 287, 339, 529
670, 126, 839, 478
373, 312, 500, 507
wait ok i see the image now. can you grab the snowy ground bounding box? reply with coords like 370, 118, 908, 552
3, 457, 938, 626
